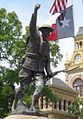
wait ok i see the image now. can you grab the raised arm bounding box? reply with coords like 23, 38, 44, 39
29, 4, 40, 35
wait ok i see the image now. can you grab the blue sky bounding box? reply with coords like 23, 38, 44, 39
0, 0, 83, 81
0, 0, 83, 34
0, 0, 52, 33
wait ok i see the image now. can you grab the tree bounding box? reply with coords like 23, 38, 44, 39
50, 41, 62, 67
0, 8, 25, 68
68, 98, 83, 119
0, 8, 24, 118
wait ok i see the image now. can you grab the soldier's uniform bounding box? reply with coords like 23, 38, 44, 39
12, 4, 53, 112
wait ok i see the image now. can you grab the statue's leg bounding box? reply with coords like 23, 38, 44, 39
12, 68, 33, 111
12, 80, 26, 111
30, 73, 44, 111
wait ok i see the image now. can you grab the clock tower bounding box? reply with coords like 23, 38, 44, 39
65, 27, 83, 97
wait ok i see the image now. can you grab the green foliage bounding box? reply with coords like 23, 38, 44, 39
23, 83, 35, 107
0, 67, 19, 118
3, 68, 19, 84
50, 41, 63, 67
42, 85, 60, 103
24, 95, 32, 108
23, 85, 59, 109
0, 8, 25, 68
68, 98, 83, 117
0, 74, 15, 118
0, 8, 23, 118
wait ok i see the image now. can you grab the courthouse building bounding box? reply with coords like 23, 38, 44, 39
39, 27, 83, 119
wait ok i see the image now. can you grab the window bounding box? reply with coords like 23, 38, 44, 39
73, 79, 83, 96
80, 41, 82, 48
76, 42, 79, 50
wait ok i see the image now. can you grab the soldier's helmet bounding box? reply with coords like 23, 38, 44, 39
38, 24, 53, 32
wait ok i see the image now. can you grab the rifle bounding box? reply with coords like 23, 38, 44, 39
45, 69, 67, 83
45, 66, 80, 83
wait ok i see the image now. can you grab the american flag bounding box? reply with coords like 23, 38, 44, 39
49, 0, 67, 15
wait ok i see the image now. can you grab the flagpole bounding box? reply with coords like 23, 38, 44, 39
71, 0, 75, 35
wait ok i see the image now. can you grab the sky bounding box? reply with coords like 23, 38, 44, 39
0, 0, 83, 81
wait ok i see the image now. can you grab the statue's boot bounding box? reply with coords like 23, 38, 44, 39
30, 94, 40, 112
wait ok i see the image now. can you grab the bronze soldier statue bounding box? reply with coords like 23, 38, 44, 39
12, 4, 54, 113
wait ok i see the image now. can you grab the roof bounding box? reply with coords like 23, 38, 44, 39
77, 27, 83, 36
47, 77, 78, 94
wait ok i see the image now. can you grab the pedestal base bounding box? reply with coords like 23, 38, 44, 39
4, 115, 48, 119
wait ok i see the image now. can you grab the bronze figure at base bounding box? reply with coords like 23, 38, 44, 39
11, 3, 53, 114
11, 3, 66, 116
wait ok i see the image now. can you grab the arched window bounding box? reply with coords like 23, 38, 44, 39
59, 100, 61, 110
73, 79, 83, 96
76, 42, 79, 50
80, 41, 82, 48
63, 100, 66, 111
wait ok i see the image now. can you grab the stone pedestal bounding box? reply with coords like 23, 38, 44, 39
4, 115, 48, 119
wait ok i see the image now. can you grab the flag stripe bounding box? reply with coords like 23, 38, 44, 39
62, 0, 66, 9
50, 1, 57, 15
52, 2, 58, 15
49, 1, 55, 13
49, 0, 67, 15
60, 0, 64, 10
57, 0, 62, 12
